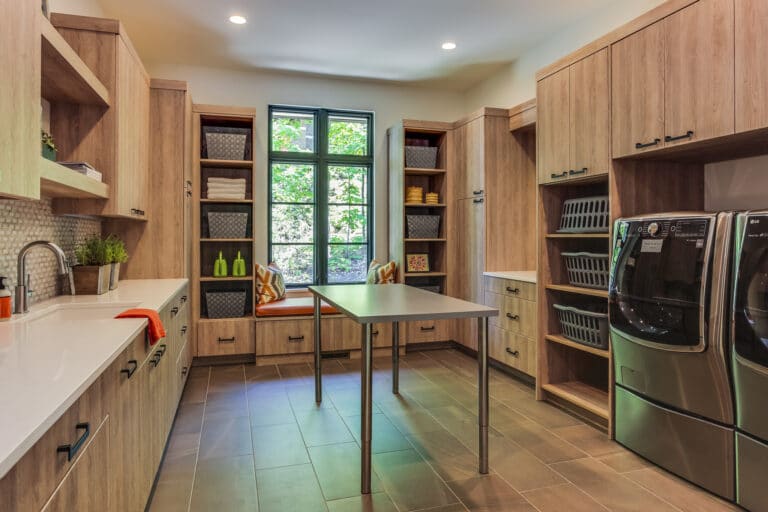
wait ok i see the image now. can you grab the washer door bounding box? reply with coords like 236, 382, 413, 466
610, 217, 712, 351
734, 214, 768, 369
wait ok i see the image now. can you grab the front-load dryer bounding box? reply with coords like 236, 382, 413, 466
609, 212, 735, 500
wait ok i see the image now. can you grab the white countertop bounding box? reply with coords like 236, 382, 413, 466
482, 270, 537, 283
0, 279, 187, 479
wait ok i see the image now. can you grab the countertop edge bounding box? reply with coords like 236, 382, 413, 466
482, 271, 537, 283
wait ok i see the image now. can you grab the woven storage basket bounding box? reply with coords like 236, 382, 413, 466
405, 146, 438, 168
208, 212, 248, 238
407, 215, 440, 239
416, 285, 441, 294
561, 252, 609, 289
553, 304, 609, 350
206, 291, 247, 319
203, 126, 250, 160
557, 195, 609, 233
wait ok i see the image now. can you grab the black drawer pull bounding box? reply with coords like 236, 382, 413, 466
506, 313, 520, 321
218, 336, 236, 343
635, 138, 661, 149
181, 367, 188, 376
665, 130, 694, 142
569, 168, 587, 176
472, 189, 484, 195
150, 355, 160, 367
181, 325, 188, 334
372, 330, 380, 336
473, 198, 484, 204
171, 307, 179, 316
420, 326, 436, 332
506, 287, 520, 294
158, 344, 167, 356
120, 359, 138, 379
57, 423, 90, 462
551, 171, 568, 179
288, 335, 305, 342
180, 295, 188, 304
506, 348, 520, 357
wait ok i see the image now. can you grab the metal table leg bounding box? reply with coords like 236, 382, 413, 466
478, 316, 489, 474
392, 321, 399, 394
361, 323, 373, 494
314, 295, 322, 404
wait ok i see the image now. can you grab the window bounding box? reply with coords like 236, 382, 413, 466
269, 106, 373, 286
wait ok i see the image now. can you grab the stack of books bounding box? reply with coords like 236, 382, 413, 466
58, 162, 103, 182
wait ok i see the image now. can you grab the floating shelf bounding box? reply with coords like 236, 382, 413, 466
404, 203, 447, 208
542, 381, 609, 419
404, 272, 447, 278
545, 233, 610, 239
545, 334, 610, 359
404, 167, 446, 176
545, 284, 609, 299
200, 198, 253, 204
39, 158, 109, 199
200, 276, 254, 282
40, 16, 110, 107
200, 238, 254, 243
200, 159, 254, 169
404, 238, 447, 243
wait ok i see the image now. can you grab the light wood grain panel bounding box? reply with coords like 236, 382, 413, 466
485, 277, 536, 301
537, 69, 570, 184
255, 317, 315, 355
509, 106, 537, 132
664, 0, 735, 146
198, 318, 254, 356
489, 325, 535, 376
405, 319, 451, 343
485, 292, 536, 338
611, 22, 665, 157
387, 123, 405, 271
454, 116, 485, 199
735, 0, 768, 132
569, 48, 610, 178
0, 0, 40, 199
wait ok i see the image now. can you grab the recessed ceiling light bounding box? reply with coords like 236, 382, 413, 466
442, 42, 457, 50
229, 15, 247, 25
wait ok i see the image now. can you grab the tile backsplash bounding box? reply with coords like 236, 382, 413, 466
0, 198, 100, 305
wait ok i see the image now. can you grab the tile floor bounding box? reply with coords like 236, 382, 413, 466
148, 349, 738, 512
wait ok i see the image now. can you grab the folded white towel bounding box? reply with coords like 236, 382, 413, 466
207, 192, 247, 200
208, 177, 247, 185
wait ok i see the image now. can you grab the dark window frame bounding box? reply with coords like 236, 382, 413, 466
268, 105, 374, 287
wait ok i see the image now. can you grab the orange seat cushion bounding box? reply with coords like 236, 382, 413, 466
255, 297, 339, 317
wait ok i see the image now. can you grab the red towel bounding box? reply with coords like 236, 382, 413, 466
116, 308, 166, 345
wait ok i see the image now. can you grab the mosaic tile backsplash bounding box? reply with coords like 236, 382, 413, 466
0, 198, 101, 305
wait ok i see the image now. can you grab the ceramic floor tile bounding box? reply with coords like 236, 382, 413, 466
493, 415, 587, 464
595, 450, 652, 473
521, 483, 608, 512
342, 413, 412, 454
256, 463, 327, 512
447, 474, 537, 511
326, 493, 398, 512
501, 395, 581, 429
295, 407, 355, 446
329, 387, 382, 416
189, 455, 258, 512
486, 436, 565, 492
289, 384, 335, 412
203, 389, 249, 420
406, 429, 483, 483
181, 376, 209, 404
248, 392, 296, 427
252, 422, 310, 469
377, 399, 446, 436
625, 467, 739, 511
198, 416, 253, 460
309, 442, 383, 501
244, 364, 280, 381
551, 424, 624, 458
172, 402, 206, 435
149, 479, 194, 512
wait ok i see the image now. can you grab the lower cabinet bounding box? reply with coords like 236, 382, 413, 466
405, 319, 452, 344
197, 318, 254, 356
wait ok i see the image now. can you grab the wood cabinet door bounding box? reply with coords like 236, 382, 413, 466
664, 0, 734, 146
612, 22, 665, 157
569, 48, 609, 178
454, 117, 485, 199
536, 68, 570, 184
454, 197, 485, 347
198, 318, 254, 356
0, 0, 40, 200
735, 0, 768, 132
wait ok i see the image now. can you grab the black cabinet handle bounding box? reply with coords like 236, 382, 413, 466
130, 208, 145, 216
506, 286, 520, 294
181, 367, 188, 376
57, 423, 90, 462
158, 344, 167, 356
569, 168, 587, 176
371, 330, 380, 336
551, 171, 568, 179
505, 348, 520, 357
420, 326, 436, 332
665, 130, 694, 142
150, 353, 161, 367
635, 138, 661, 149
181, 325, 188, 335
171, 307, 179, 316
473, 198, 484, 204
180, 295, 188, 304
218, 336, 236, 344
472, 189, 484, 195
288, 335, 305, 342
506, 313, 520, 321
120, 359, 138, 379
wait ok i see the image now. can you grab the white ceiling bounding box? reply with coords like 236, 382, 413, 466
99, 0, 616, 90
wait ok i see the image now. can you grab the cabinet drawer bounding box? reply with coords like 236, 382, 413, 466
198, 318, 253, 356
484, 292, 535, 338
489, 325, 535, 377
326, 320, 400, 350
372, 322, 400, 348
405, 320, 450, 343
484, 277, 536, 301
255, 318, 314, 355
176, 338, 192, 400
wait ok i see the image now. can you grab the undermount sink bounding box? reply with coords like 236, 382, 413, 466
26, 303, 141, 324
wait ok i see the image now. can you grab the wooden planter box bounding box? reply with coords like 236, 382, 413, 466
72, 265, 111, 295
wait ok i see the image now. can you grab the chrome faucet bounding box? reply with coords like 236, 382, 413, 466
14, 241, 74, 314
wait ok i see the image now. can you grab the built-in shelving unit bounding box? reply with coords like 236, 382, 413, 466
39, 157, 109, 199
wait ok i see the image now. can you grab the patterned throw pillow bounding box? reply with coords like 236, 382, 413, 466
255, 262, 286, 304
366, 260, 397, 284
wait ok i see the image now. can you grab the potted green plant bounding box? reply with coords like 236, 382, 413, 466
73, 235, 112, 295
41, 130, 57, 162
105, 234, 128, 290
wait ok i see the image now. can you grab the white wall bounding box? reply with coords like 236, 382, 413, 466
49, 0, 104, 17
148, 63, 467, 264
706, 155, 768, 211
463, 0, 666, 111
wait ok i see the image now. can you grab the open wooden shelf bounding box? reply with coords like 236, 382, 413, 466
404, 238, 447, 243
405, 203, 446, 208
200, 238, 254, 243
200, 159, 253, 169
39, 158, 109, 199
404, 272, 447, 278
405, 167, 446, 176
40, 16, 110, 107
545, 334, 610, 359
199, 276, 254, 282
542, 381, 609, 419
546, 233, 610, 239
200, 198, 253, 204
545, 284, 609, 298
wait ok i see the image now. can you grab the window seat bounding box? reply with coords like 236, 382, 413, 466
255, 296, 339, 317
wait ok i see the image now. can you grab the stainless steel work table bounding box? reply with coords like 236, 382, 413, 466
309, 284, 499, 494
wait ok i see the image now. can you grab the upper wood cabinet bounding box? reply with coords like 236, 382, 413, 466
735, 0, 768, 132
0, 2, 41, 200
612, 0, 734, 157
49, 14, 150, 219
454, 116, 485, 199
537, 49, 609, 184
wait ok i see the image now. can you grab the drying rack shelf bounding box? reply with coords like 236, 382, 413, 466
545, 334, 610, 358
